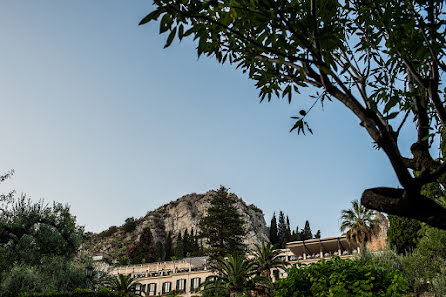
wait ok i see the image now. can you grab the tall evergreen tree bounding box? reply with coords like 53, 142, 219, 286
314, 230, 321, 239
277, 211, 287, 248
301, 220, 313, 240
269, 212, 279, 246
285, 216, 292, 243
175, 232, 184, 259
165, 231, 173, 260
127, 228, 156, 264
199, 186, 247, 261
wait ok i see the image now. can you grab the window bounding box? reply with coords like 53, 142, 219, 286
176, 279, 186, 292
273, 269, 280, 281
162, 282, 172, 294
191, 277, 201, 292
148, 283, 157, 296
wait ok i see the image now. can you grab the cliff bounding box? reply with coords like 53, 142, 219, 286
80, 190, 269, 263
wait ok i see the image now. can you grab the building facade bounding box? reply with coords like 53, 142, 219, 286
107, 236, 359, 296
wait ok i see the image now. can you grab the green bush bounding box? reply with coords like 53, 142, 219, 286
21, 288, 121, 297
276, 257, 407, 297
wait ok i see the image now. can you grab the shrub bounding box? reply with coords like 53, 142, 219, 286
276, 257, 407, 297
99, 226, 118, 239
21, 288, 121, 297
122, 218, 137, 233
248, 204, 263, 214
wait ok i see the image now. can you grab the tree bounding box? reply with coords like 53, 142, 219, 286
199, 186, 247, 261
141, 0, 446, 229
314, 230, 321, 239
208, 254, 255, 297
253, 241, 285, 279
300, 220, 313, 240
269, 213, 279, 246
387, 215, 421, 254
340, 200, 378, 254
108, 274, 138, 295
127, 227, 156, 264
165, 231, 174, 260
277, 211, 288, 248
175, 233, 185, 259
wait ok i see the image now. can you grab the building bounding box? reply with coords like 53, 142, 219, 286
110, 256, 213, 297
107, 236, 359, 296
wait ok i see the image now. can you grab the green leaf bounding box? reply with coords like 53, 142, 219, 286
164, 27, 177, 48
139, 10, 162, 25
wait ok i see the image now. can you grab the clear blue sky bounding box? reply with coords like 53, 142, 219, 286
0, 1, 413, 236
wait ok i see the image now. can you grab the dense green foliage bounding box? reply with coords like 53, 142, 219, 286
276, 257, 407, 297
21, 289, 121, 297
122, 217, 137, 233
0, 194, 86, 296
127, 227, 156, 263
199, 186, 246, 260
141, 0, 446, 228
387, 215, 421, 254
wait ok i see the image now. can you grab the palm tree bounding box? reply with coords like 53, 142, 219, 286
340, 200, 378, 255
252, 241, 286, 279
251, 241, 285, 296
207, 253, 255, 297
108, 274, 139, 296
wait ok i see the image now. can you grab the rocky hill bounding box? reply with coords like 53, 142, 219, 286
80, 190, 269, 264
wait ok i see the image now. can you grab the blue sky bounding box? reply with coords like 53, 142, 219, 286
0, 1, 412, 236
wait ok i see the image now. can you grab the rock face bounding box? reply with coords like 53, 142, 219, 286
367, 212, 389, 251
80, 190, 269, 263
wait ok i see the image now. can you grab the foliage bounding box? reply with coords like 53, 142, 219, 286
387, 215, 421, 254
277, 211, 290, 248
199, 186, 246, 261
276, 257, 407, 297
21, 289, 121, 297
206, 254, 256, 297
122, 217, 137, 233
0, 195, 83, 268
127, 227, 156, 264
248, 204, 263, 214
269, 213, 278, 246
99, 226, 118, 239
107, 274, 138, 295
141, 0, 446, 228
252, 241, 285, 279
0, 257, 86, 297
300, 220, 313, 241
340, 200, 377, 252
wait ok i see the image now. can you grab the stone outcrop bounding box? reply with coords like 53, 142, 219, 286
80, 190, 269, 263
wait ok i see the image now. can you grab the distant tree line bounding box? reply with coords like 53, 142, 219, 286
269, 211, 321, 248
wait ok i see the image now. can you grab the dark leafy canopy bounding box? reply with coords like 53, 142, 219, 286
141, 0, 446, 228
387, 215, 421, 254
199, 186, 246, 261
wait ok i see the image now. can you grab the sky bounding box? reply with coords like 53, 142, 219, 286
0, 1, 414, 236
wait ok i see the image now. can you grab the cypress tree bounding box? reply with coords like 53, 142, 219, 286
301, 220, 313, 240
199, 186, 246, 261
165, 231, 173, 260
269, 212, 279, 245
285, 215, 292, 244
175, 232, 185, 259
314, 230, 321, 239
127, 227, 156, 264
277, 211, 287, 248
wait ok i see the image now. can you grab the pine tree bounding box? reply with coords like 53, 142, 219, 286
269, 212, 279, 246
199, 186, 247, 261
314, 230, 321, 239
155, 241, 164, 261
277, 211, 287, 248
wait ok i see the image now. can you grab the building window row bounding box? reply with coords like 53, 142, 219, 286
142, 278, 202, 295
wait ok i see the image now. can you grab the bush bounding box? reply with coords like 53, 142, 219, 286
276, 257, 407, 297
21, 288, 121, 297
122, 218, 137, 233
99, 226, 118, 239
